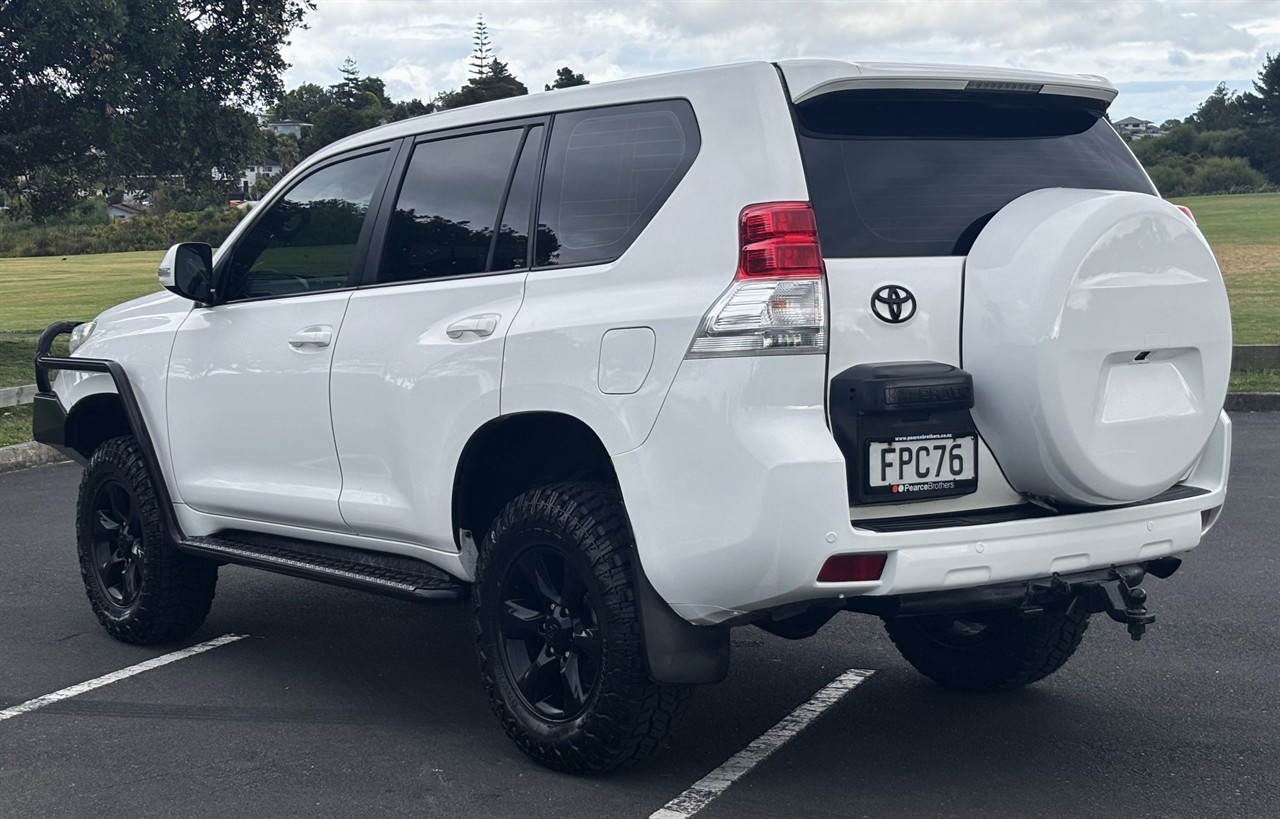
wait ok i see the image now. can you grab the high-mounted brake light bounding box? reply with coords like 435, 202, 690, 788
687, 202, 828, 358
737, 202, 825, 279
1175, 204, 1197, 224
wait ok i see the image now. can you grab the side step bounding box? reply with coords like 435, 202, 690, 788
178, 531, 466, 602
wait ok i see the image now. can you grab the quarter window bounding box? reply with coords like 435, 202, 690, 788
224, 150, 389, 300
536, 100, 699, 268
380, 128, 526, 283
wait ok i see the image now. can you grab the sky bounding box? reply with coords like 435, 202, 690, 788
281, 0, 1280, 123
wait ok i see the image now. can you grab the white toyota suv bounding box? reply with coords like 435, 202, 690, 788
34, 59, 1232, 773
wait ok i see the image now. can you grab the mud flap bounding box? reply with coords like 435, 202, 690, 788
632, 555, 730, 685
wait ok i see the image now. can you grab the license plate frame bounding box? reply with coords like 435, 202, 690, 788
865, 434, 978, 500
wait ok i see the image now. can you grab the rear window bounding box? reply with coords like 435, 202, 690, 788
795, 91, 1154, 258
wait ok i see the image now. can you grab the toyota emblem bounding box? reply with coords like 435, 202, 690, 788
871, 285, 917, 324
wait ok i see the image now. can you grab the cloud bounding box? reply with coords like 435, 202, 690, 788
280, 0, 1277, 121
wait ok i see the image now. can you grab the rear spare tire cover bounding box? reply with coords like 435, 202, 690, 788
963, 188, 1230, 506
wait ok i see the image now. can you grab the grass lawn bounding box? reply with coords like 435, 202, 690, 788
1170, 192, 1280, 345
1229, 369, 1280, 393
0, 404, 34, 447
0, 249, 164, 334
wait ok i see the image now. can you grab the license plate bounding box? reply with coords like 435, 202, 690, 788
868, 435, 977, 496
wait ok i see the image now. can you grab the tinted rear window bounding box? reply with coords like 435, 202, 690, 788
536, 99, 699, 267
795, 91, 1154, 258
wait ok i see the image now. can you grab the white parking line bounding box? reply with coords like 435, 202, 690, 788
0, 633, 248, 723
651, 667, 875, 819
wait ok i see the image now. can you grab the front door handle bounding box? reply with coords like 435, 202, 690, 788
446, 314, 499, 339
288, 325, 333, 348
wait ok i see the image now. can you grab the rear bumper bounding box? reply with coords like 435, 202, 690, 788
615, 356, 1230, 625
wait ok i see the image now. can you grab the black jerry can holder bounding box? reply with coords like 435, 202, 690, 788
830, 361, 980, 505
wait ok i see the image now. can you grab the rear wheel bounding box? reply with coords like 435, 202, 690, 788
76, 436, 218, 644
884, 605, 1089, 691
473, 482, 692, 773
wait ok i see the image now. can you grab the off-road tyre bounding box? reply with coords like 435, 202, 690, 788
884, 604, 1090, 691
76, 436, 218, 644
473, 482, 693, 774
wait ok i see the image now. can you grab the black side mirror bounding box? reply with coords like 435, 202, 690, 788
158, 243, 215, 303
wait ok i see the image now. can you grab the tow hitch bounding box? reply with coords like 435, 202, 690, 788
1077, 570, 1157, 640
847, 558, 1181, 641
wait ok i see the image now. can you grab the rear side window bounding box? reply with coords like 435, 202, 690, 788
381, 128, 526, 282
536, 99, 699, 267
795, 91, 1155, 258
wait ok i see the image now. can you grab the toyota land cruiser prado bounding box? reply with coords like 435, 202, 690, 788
33, 60, 1231, 773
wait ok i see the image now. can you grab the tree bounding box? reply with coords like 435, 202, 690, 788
0, 0, 314, 219
436, 27, 530, 112
271, 83, 333, 123
545, 67, 589, 91
1239, 53, 1280, 183
1243, 52, 1279, 127
388, 98, 434, 122
470, 15, 493, 80
331, 58, 392, 112
1188, 83, 1249, 131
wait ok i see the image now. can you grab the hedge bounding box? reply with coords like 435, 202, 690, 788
0, 207, 248, 258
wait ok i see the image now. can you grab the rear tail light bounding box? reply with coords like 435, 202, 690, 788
687, 202, 827, 358
1175, 204, 1196, 224
817, 553, 888, 583
738, 203, 824, 279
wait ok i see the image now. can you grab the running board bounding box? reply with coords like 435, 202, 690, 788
178, 531, 466, 602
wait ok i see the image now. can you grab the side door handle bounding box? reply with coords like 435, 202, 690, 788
288, 325, 333, 348
446, 314, 499, 339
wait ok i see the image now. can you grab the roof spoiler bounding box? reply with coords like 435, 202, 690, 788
777, 59, 1118, 107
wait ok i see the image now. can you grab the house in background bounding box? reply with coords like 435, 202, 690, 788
265, 120, 312, 139
241, 160, 283, 190
1113, 116, 1166, 139
107, 202, 147, 221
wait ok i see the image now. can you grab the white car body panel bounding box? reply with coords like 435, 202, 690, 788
825, 257, 1024, 519
330, 274, 528, 548
617, 347, 1231, 624
166, 291, 354, 530
58, 290, 191, 495
502, 62, 810, 455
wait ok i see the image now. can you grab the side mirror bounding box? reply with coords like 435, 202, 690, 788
158, 243, 215, 303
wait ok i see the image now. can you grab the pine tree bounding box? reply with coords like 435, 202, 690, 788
470, 16, 492, 81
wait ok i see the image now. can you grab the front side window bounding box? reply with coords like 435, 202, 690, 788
380, 128, 527, 283
536, 100, 700, 268
223, 150, 389, 300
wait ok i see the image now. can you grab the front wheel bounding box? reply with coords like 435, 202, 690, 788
76, 436, 218, 644
884, 605, 1090, 691
473, 482, 692, 774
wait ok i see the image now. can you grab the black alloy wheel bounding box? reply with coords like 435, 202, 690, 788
473, 482, 693, 773
88, 478, 144, 607
76, 436, 218, 644
498, 546, 602, 721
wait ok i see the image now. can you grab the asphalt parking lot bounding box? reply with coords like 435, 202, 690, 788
2, 413, 1277, 818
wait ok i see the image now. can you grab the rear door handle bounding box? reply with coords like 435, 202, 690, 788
288, 325, 333, 348
446, 314, 499, 339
